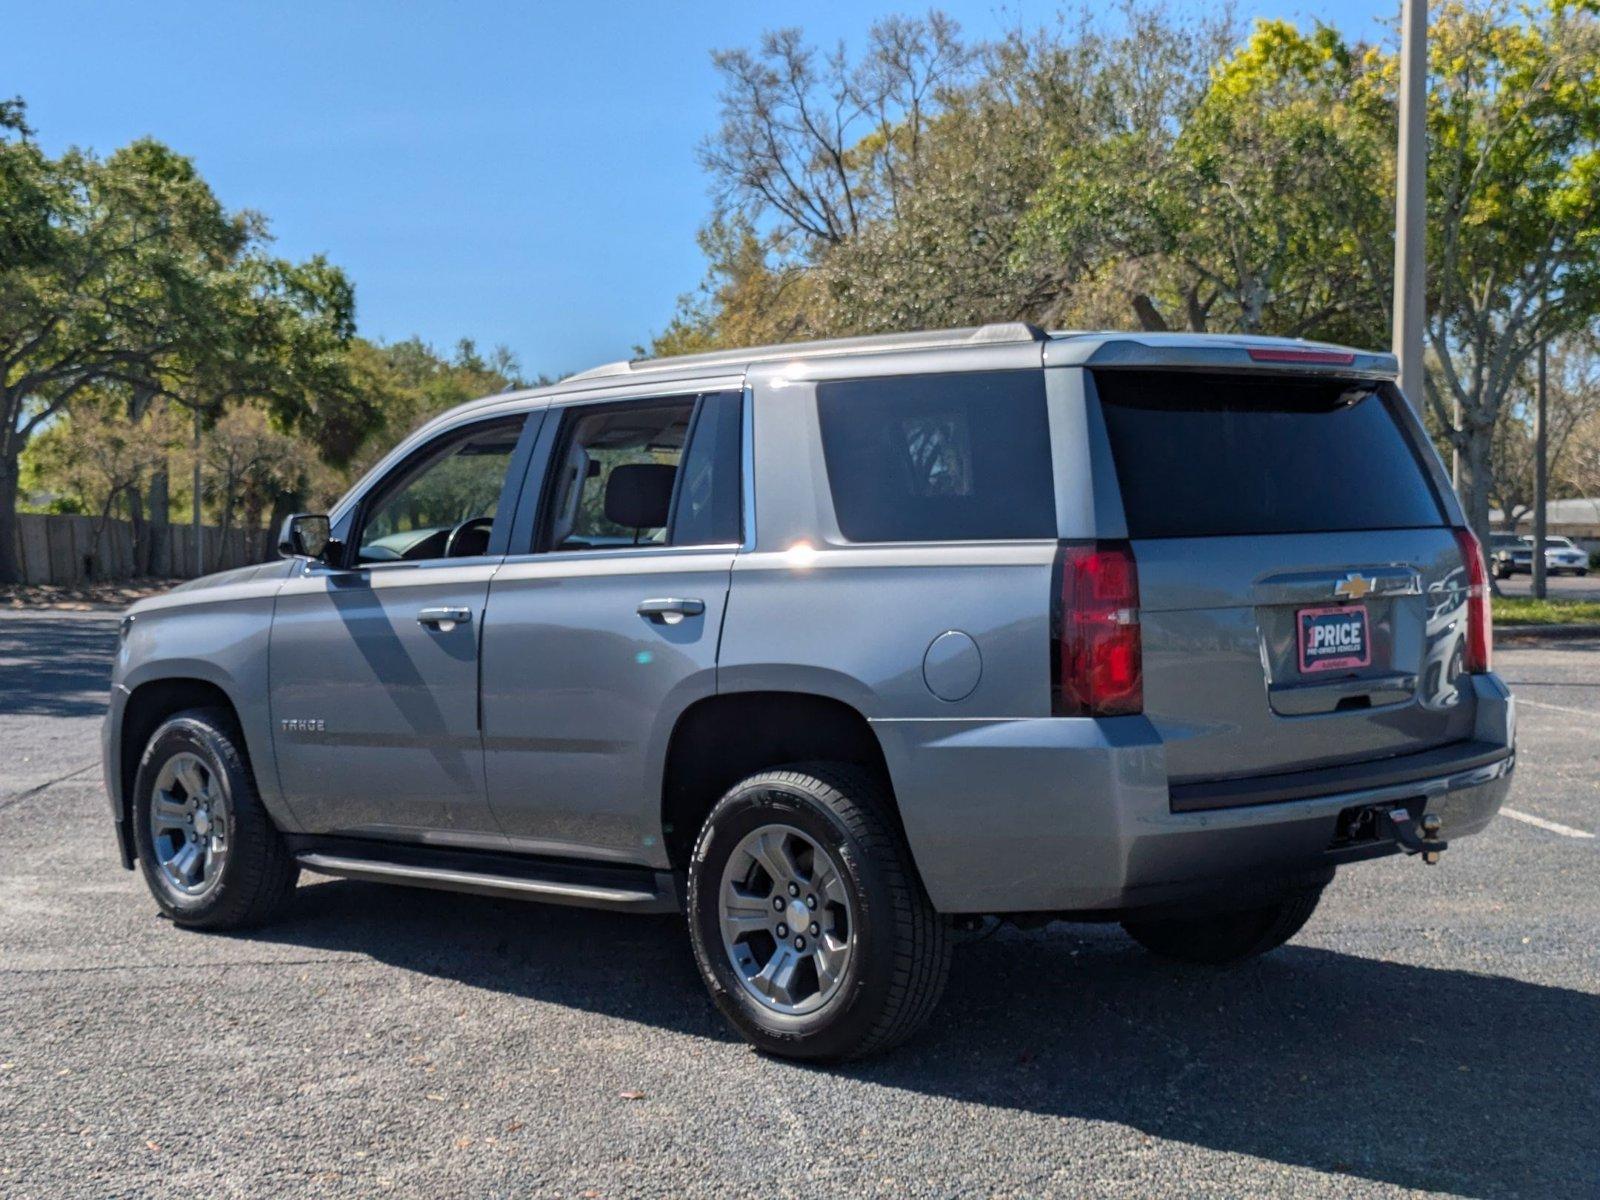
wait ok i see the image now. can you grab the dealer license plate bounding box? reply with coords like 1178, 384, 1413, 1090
1297, 604, 1370, 674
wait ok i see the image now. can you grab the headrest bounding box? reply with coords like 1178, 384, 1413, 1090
604, 463, 676, 530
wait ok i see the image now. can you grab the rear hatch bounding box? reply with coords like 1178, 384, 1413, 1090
1091, 368, 1477, 784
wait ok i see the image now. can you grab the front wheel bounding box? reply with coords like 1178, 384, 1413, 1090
686, 763, 951, 1060
131, 708, 299, 930
1121, 888, 1323, 965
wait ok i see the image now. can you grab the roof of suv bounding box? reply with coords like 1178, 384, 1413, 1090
564, 323, 1399, 383
421, 324, 1399, 440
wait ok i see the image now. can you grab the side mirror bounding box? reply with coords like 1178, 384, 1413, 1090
278, 513, 333, 562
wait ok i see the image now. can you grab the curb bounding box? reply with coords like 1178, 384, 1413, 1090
1497, 623, 1600, 643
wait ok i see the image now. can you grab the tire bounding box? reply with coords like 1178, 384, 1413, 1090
131, 707, 298, 930
686, 763, 951, 1060
1121, 888, 1323, 965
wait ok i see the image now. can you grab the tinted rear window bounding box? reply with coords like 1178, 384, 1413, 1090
1094, 371, 1446, 539
816, 371, 1056, 542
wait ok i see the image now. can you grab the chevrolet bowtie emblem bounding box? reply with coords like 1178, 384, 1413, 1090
1333, 573, 1376, 601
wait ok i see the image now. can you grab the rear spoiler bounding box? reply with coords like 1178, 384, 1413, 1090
1045, 336, 1398, 382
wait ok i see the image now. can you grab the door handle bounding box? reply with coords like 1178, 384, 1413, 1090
417, 606, 472, 631
637, 597, 705, 625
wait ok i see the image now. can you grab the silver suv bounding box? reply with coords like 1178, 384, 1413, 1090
104, 325, 1515, 1059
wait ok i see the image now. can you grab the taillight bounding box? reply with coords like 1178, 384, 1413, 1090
1246, 347, 1357, 366
1052, 541, 1142, 716
1452, 526, 1492, 673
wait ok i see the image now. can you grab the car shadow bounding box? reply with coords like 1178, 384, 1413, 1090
0, 616, 117, 718
246, 878, 1598, 1198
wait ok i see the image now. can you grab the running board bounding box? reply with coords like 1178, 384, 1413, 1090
291, 840, 679, 913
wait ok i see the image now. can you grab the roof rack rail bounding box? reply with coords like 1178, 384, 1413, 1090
565, 322, 1047, 382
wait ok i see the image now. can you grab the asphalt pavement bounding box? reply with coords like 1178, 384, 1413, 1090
1496, 571, 1600, 602
1, 612, 1596, 1198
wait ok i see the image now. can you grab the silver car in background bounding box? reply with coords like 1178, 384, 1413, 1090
104, 326, 1514, 1059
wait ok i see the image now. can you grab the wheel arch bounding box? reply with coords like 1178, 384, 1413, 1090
116, 677, 249, 867
659, 689, 903, 873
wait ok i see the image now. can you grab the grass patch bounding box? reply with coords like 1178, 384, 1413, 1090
1493, 595, 1600, 626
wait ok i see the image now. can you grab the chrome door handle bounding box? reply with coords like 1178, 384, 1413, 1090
417, 606, 472, 630
637, 597, 705, 625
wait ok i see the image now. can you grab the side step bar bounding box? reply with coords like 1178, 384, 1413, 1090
289, 838, 679, 913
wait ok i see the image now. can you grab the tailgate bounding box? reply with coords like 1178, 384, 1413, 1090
1090, 366, 1475, 784
1136, 529, 1477, 781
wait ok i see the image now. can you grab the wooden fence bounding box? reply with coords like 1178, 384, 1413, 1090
11, 513, 269, 586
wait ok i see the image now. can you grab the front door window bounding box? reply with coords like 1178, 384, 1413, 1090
358, 419, 523, 563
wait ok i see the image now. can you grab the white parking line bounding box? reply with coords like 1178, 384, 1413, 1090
1502, 808, 1596, 839
1516, 697, 1599, 719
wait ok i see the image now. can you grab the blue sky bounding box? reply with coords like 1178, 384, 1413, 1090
4, 1, 1394, 380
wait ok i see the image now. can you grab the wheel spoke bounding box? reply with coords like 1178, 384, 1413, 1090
754, 945, 801, 1006
719, 898, 770, 943
152, 792, 189, 831
170, 842, 202, 884
174, 759, 208, 803
748, 830, 797, 888
811, 857, 848, 907
814, 941, 846, 992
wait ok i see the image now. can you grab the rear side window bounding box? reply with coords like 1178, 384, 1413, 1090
816, 371, 1056, 542
670, 390, 742, 546
1094, 371, 1446, 539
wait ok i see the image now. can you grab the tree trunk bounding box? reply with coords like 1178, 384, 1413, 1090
243, 498, 266, 563
147, 467, 171, 577
1460, 419, 1496, 554
266, 491, 299, 561
128, 481, 148, 576
0, 453, 22, 586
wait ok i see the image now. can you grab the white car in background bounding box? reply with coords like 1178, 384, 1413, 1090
1500, 535, 1590, 578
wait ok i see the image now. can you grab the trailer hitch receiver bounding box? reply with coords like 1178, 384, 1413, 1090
1379, 807, 1448, 864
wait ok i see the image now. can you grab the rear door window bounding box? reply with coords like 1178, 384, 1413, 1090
1093, 371, 1447, 539
537, 391, 741, 553
816, 371, 1056, 542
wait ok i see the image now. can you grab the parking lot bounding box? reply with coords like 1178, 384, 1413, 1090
2, 611, 1596, 1198
1496, 571, 1600, 603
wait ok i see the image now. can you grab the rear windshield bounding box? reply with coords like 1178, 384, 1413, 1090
816, 370, 1056, 542
1094, 371, 1447, 539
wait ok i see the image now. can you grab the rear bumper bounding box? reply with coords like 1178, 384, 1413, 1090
873, 673, 1515, 915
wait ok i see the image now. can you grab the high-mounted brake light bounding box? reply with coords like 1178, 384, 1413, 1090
1246, 347, 1357, 366
1052, 541, 1142, 717
1452, 527, 1493, 673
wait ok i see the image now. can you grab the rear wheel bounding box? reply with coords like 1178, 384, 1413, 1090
1121, 888, 1323, 965
686, 763, 951, 1060
132, 708, 298, 930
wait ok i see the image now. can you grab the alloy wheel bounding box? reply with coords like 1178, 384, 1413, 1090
149, 751, 230, 898
718, 822, 854, 1015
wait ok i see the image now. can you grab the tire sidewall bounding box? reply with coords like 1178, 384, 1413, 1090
132, 715, 246, 923
688, 775, 900, 1059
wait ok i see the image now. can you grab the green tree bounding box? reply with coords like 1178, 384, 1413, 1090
0, 102, 378, 581
21, 392, 182, 571
1020, 19, 1392, 342
1422, 0, 1600, 546
0, 111, 247, 582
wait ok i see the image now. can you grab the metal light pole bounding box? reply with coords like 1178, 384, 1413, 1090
1393, 0, 1428, 414
1532, 339, 1549, 600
